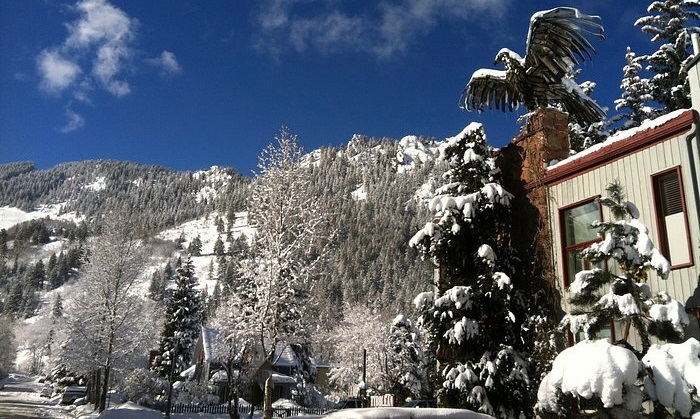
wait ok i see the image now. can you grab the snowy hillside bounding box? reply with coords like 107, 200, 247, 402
157, 211, 254, 292
0, 205, 83, 231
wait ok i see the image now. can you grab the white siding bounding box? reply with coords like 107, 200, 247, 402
548, 128, 700, 344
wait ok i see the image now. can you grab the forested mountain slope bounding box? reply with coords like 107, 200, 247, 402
0, 160, 249, 231
0, 133, 442, 323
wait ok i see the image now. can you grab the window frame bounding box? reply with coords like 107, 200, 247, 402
559, 196, 602, 287
651, 166, 694, 270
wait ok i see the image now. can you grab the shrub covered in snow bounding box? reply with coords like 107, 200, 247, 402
115, 368, 167, 406
537, 338, 700, 417
563, 181, 687, 354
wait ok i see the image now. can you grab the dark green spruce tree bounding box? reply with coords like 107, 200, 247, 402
152, 257, 202, 377
410, 123, 533, 418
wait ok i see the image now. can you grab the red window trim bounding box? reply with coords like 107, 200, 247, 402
559, 196, 602, 287
651, 166, 694, 270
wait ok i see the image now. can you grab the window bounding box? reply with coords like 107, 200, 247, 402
652, 167, 693, 268
560, 198, 602, 286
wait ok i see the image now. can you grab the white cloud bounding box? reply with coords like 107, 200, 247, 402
65, 0, 135, 49
36, 0, 137, 99
37, 50, 81, 94
59, 108, 86, 133
146, 50, 182, 76
254, 0, 511, 58
34, 0, 173, 131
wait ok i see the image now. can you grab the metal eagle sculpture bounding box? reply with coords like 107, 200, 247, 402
460, 7, 605, 125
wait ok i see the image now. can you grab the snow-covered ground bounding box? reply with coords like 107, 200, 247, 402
84, 404, 495, 419
0, 374, 494, 419
156, 210, 254, 293
0, 204, 83, 230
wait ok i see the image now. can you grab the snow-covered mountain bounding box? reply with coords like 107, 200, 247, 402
1, 133, 443, 376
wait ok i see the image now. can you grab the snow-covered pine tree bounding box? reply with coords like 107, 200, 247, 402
567, 77, 610, 152
562, 181, 688, 356
635, 0, 700, 112
153, 257, 202, 378
613, 46, 657, 130
188, 235, 203, 256
410, 123, 530, 418
384, 314, 430, 403
0, 315, 15, 379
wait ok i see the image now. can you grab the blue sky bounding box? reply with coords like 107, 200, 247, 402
0, 1, 652, 175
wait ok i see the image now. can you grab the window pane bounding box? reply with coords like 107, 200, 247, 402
567, 249, 585, 284
564, 201, 600, 245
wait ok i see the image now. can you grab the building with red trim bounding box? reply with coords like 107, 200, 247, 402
498, 54, 700, 347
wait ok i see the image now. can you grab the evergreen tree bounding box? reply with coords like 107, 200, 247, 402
187, 235, 202, 256
147, 270, 166, 302
152, 257, 202, 378
52, 293, 63, 319
613, 46, 657, 129
0, 315, 16, 379
46, 253, 58, 288
4, 280, 24, 317
163, 261, 174, 281
28, 259, 46, 290
410, 123, 531, 417
567, 78, 609, 152
214, 235, 225, 257
635, 0, 700, 112
0, 229, 7, 256
562, 181, 687, 355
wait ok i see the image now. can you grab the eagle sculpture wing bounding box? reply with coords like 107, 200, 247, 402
461, 69, 522, 113
524, 7, 604, 83
460, 7, 606, 125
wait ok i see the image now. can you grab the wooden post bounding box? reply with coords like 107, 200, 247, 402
263, 376, 273, 419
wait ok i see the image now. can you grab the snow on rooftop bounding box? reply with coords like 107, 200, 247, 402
548, 109, 691, 171
202, 326, 220, 362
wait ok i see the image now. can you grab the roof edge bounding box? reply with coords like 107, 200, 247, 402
537, 109, 697, 187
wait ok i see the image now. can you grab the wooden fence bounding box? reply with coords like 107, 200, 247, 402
154, 402, 329, 417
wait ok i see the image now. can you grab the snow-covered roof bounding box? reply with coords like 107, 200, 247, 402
272, 343, 297, 367
543, 109, 695, 185
270, 373, 296, 385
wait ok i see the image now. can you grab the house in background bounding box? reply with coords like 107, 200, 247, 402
499, 39, 700, 348
191, 327, 325, 403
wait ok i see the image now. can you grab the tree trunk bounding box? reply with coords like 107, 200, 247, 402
98, 364, 110, 412
227, 363, 240, 419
